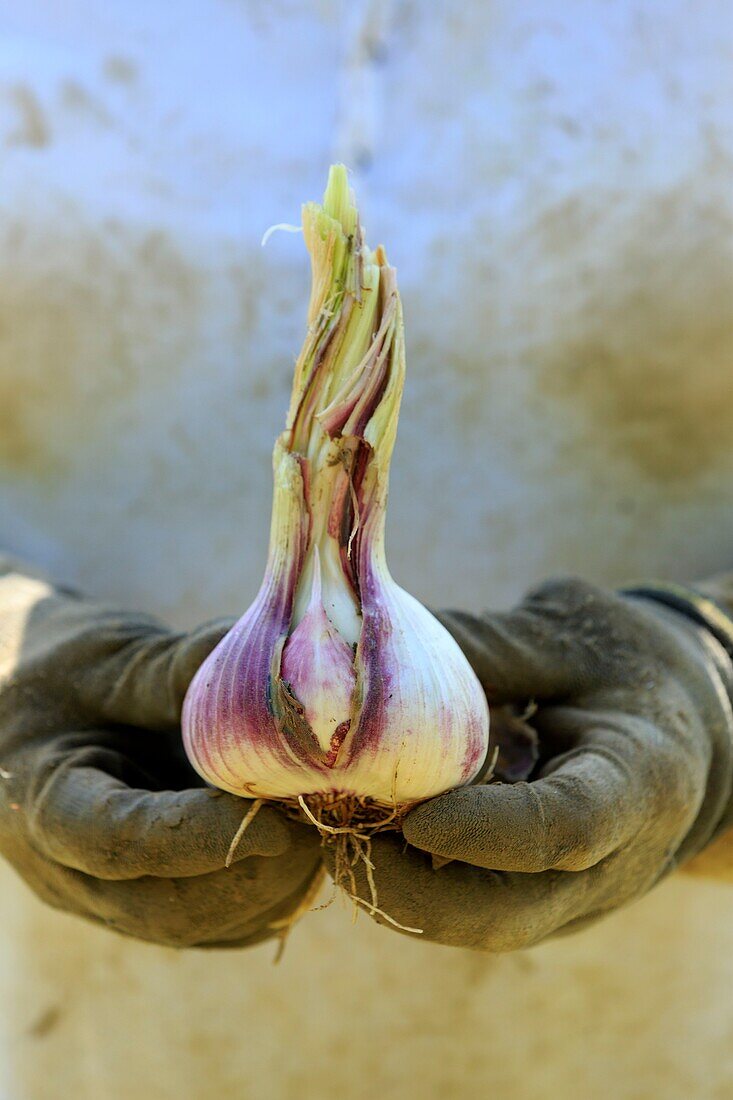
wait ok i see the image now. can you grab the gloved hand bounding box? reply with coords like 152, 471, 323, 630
326, 578, 733, 950
0, 558, 321, 949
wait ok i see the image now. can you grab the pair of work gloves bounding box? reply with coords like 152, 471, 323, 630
0, 555, 732, 951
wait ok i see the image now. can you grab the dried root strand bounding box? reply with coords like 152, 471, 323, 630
225, 798, 265, 867
267, 864, 329, 963
482, 743, 500, 784
328, 831, 422, 934
295, 794, 422, 936
226, 792, 424, 943
295, 792, 402, 835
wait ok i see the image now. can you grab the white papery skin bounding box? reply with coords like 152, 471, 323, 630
182, 166, 490, 811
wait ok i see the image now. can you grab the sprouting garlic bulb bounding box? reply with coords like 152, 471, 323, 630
182, 166, 489, 813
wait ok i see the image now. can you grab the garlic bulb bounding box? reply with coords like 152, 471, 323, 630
182, 166, 489, 817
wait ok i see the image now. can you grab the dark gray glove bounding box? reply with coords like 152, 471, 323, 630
326, 578, 733, 951
0, 558, 321, 948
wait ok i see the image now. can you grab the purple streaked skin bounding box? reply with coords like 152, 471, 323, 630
182, 559, 302, 793
182, 447, 330, 794
343, 507, 487, 788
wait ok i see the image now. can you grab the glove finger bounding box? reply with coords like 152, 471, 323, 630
32, 841, 321, 948
79, 618, 233, 732
404, 720, 650, 871
0, 570, 232, 732
324, 833, 611, 951
437, 578, 633, 704
26, 748, 294, 878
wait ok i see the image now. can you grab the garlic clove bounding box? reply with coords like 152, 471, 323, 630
280, 548, 357, 762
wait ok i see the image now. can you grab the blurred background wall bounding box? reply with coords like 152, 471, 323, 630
0, 3, 731, 1098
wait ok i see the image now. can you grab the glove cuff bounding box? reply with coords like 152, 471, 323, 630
620, 580, 733, 664
621, 580, 733, 844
